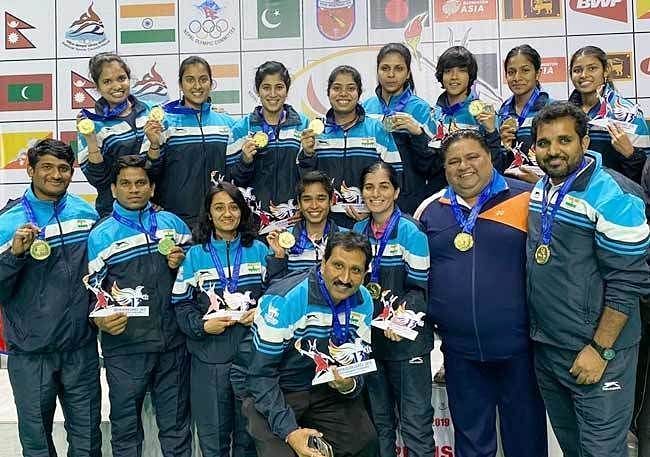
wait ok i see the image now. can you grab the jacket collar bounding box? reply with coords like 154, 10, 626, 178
443, 170, 509, 208
93, 95, 146, 121
307, 266, 364, 309
24, 186, 68, 212
373, 85, 413, 110
163, 98, 213, 115
250, 104, 303, 127
324, 104, 366, 131
207, 233, 241, 250
112, 200, 153, 220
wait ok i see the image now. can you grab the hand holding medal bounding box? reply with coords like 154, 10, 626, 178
10, 223, 42, 258
77, 118, 95, 136
164, 243, 185, 270
472, 101, 496, 132
500, 116, 518, 147
266, 230, 289, 258
301, 120, 322, 156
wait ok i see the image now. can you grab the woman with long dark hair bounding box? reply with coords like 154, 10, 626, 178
172, 182, 268, 457
568, 46, 649, 183
352, 162, 433, 457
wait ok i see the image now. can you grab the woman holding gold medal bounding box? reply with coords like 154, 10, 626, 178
153, 56, 236, 229
351, 162, 433, 457
172, 182, 269, 457
76, 52, 165, 217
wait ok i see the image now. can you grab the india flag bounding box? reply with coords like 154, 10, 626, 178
119, 2, 176, 44
210, 64, 240, 105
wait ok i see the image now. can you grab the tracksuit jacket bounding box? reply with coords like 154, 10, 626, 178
297, 104, 401, 228
363, 87, 439, 214
154, 99, 236, 227
172, 235, 268, 363
0, 188, 99, 354
527, 150, 650, 351
247, 267, 374, 439
569, 86, 650, 183
86, 201, 192, 356
352, 212, 433, 360
229, 105, 309, 215
77, 95, 159, 217
414, 173, 533, 360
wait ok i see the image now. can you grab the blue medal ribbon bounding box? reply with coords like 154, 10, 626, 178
316, 268, 352, 346
539, 159, 587, 246
207, 240, 243, 293
81, 98, 130, 121
448, 172, 495, 235
21, 194, 66, 240
380, 88, 412, 116
255, 106, 285, 141
290, 221, 330, 256
366, 209, 401, 283
111, 207, 159, 241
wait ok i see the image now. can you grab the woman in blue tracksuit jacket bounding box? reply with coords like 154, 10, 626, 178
363, 43, 438, 215
352, 162, 433, 457
172, 182, 268, 457
154, 56, 236, 228
77, 52, 163, 217
568, 45, 649, 183
229, 61, 309, 235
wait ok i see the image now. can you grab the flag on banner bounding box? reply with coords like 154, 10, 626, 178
0, 74, 52, 111
369, 0, 429, 29
210, 64, 240, 105
60, 130, 79, 156
245, 0, 301, 39
71, 71, 97, 110
502, 0, 561, 19
5, 12, 36, 49
0, 130, 53, 169
637, 0, 650, 18
119, 2, 176, 44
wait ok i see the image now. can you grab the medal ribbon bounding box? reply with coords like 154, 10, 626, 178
207, 240, 243, 293
81, 98, 130, 121
290, 221, 330, 256
255, 106, 285, 141
448, 172, 495, 235
380, 88, 412, 116
21, 195, 66, 240
316, 268, 352, 346
366, 209, 401, 283
539, 159, 586, 246
111, 207, 159, 241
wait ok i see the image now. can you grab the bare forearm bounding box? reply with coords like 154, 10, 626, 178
593, 306, 629, 347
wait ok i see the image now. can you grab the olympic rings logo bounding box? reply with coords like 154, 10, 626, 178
188, 19, 230, 40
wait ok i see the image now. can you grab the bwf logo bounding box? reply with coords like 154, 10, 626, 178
570, 0, 628, 22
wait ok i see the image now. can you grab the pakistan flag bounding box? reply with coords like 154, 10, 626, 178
256, 0, 301, 39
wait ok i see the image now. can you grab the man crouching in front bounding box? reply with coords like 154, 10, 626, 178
244, 231, 378, 457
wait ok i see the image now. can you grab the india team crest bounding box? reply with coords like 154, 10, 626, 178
316, 0, 355, 41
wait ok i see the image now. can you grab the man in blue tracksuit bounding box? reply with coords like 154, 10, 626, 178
527, 102, 650, 457
243, 232, 378, 457
415, 130, 547, 457
87, 155, 193, 457
0, 139, 102, 456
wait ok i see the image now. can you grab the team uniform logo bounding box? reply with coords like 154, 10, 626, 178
131, 64, 169, 105
62, 4, 109, 51
184, 0, 235, 46
316, 0, 355, 41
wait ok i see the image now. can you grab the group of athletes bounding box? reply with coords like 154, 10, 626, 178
1, 40, 649, 457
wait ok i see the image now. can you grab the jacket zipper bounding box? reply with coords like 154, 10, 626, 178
197, 111, 207, 199
471, 231, 485, 361
53, 201, 71, 278
226, 240, 232, 282
140, 208, 166, 349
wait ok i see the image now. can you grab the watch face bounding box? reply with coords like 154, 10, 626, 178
603, 348, 616, 361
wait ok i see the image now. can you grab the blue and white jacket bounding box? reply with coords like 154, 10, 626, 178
527, 150, 650, 350
363, 87, 439, 214
297, 104, 401, 228
353, 211, 432, 360
155, 99, 236, 227
77, 95, 160, 217
0, 188, 98, 354
172, 235, 269, 364
86, 201, 191, 356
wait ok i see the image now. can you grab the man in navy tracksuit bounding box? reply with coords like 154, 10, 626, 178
87, 155, 193, 457
415, 130, 547, 457
0, 139, 102, 456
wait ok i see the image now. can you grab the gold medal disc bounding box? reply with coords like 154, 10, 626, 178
468, 100, 485, 117
252, 131, 269, 148
366, 282, 382, 300
157, 237, 176, 256
535, 244, 551, 265
278, 231, 296, 249
308, 118, 325, 135
30, 239, 51, 260
454, 232, 474, 252
77, 118, 95, 135
502, 116, 518, 131
481, 103, 495, 114
149, 106, 164, 122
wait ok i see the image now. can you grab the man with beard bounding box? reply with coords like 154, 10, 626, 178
528, 101, 650, 456
266, 170, 345, 280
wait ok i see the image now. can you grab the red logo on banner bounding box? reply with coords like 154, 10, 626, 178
640, 57, 650, 75
317, 0, 356, 41
435, 0, 497, 22
539, 56, 567, 83
569, 0, 627, 23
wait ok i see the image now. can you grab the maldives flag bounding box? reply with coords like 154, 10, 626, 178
0, 74, 53, 111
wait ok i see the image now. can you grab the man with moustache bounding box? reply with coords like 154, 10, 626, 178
527, 101, 650, 456
266, 170, 345, 280
414, 129, 547, 457
86, 155, 193, 456
244, 232, 378, 457
0, 139, 102, 456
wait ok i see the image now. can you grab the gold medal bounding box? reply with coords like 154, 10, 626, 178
535, 244, 550, 265
30, 239, 51, 260
157, 237, 176, 256
382, 115, 395, 132
502, 116, 518, 131
468, 100, 485, 117
308, 118, 325, 135
453, 232, 474, 252
252, 131, 269, 148
77, 118, 95, 135
278, 231, 296, 249
366, 282, 382, 300
149, 106, 164, 122
481, 103, 495, 114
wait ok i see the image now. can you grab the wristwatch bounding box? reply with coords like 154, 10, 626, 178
589, 340, 616, 361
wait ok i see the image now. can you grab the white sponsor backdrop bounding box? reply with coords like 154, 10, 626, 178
1, 0, 649, 205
